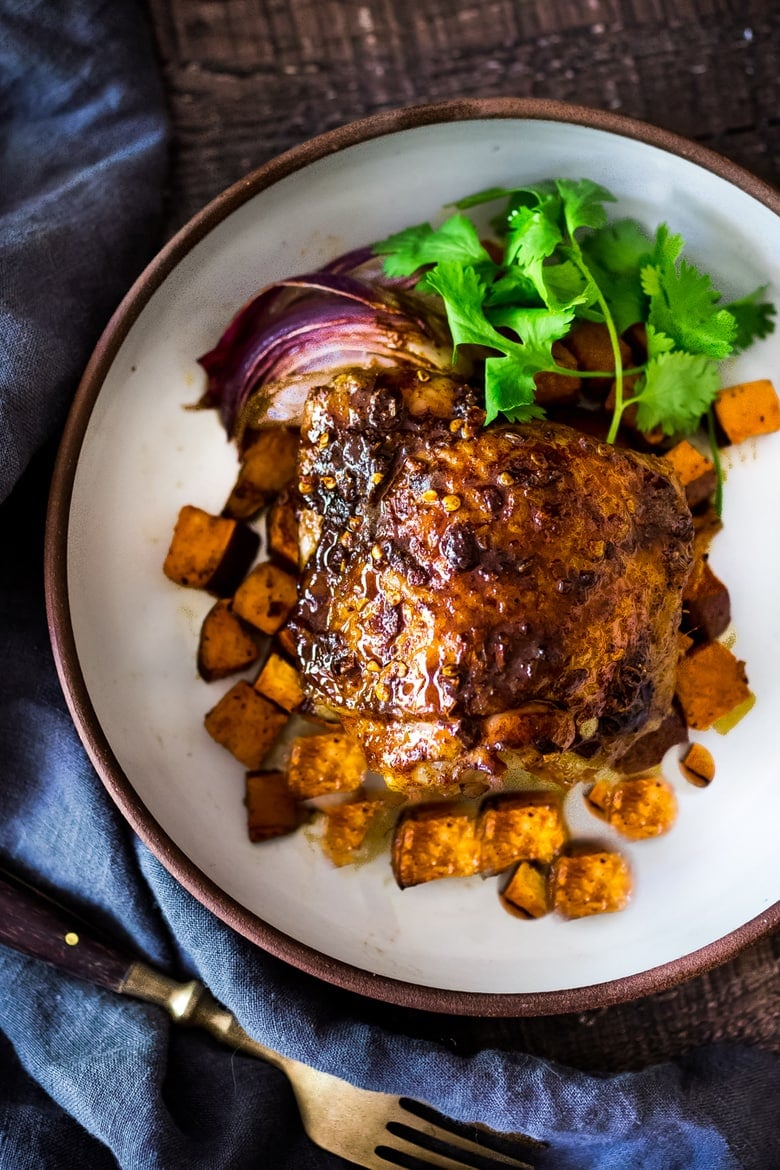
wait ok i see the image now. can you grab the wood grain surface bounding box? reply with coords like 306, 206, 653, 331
142, 0, 780, 1070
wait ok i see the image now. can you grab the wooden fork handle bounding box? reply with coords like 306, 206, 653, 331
0, 868, 283, 1065
0, 869, 133, 990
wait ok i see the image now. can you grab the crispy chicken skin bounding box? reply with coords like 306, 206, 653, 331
290, 368, 694, 790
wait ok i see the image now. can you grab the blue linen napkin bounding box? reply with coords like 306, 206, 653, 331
1, 2, 779, 1167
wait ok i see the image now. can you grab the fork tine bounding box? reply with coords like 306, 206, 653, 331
399, 1097, 546, 1157
377, 1122, 537, 1170
374, 1137, 533, 1170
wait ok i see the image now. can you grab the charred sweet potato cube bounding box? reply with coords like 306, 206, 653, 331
623, 322, 648, 362
679, 742, 716, 788
714, 379, 780, 445
675, 641, 750, 730
566, 321, 632, 396
500, 862, 550, 919
682, 558, 731, 642
585, 779, 611, 818
663, 440, 717, 508
606, 775, 678, 840
204, 681, 288, 769
232, 562, 298, 635
267, 487, 300, 568
392, 802, 480, 888
197, 599, 260, 682
254, 652, 304, 712
286, 731, 366, 799
477, 792, 566, 874
321, 794, 400, 867
552, 850, 632, 919
224, 428, 300, 519
614, 704, 688, 774
533, 342, 581, 406
245, 770, 302, 842
163, 505, 259, 595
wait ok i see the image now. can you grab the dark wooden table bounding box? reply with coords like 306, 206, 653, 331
143, 0, 780, 1072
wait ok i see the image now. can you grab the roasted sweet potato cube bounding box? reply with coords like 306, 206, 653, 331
675, 641, 750, 730
197, 599, 260, 682
321, 795, 399, 867
478, 793, 566, 874
245, 770, 302, 842
623, 322, 648, 362
567, 321, 632, 374
715, 379, 780, 445
204, 681, 288, 769
585, 779, 611, 818
254, 652, 304, 712
607, 775, 678, 840
224, 428, 300, 519
233, 562, 298, 635
566, 321, 632, 396
287, 731, 366, 799
682, 558, 731, 642
392, 802, 480, 888
163, 505, 259, 595
614, 704, 688, 774
533, 342, 581, 406
663, 440, 717, 507
679, 742, 716, 788
552, 850, 632, 918
500, 862, 550, 919
267, 488, 299, 568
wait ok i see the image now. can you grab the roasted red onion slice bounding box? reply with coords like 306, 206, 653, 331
197, 251, 457, 440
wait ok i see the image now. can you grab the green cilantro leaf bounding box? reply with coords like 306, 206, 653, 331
482, 266, 541, 309
555, 178, 615, 235
580, 219, 652, 332
483, 306, 575, 423
535, 260, 593, 312
455, 180, 557, 214
373, 215, 493, 279
454, 185, 520, 210
504, 203, 562, 295
631, 351, 720, 435
423, 262, 513, 353
645, 323, 675, 356
641, 225, 738, 359
484, 355, 547, 423
424, 263, 574, 424
489, 305, 576, 349
373, 177, 775, 470
724, 286, 777, 352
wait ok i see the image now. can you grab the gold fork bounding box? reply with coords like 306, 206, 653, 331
0, 869, 544, 1170
125, 964, 544, 1170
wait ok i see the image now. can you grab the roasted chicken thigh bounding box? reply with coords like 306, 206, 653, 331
290, 367, 694, 791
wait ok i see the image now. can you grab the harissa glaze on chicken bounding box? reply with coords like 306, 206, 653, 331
288, 367, 695, 793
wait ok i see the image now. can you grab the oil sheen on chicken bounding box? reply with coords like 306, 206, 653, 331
289, 368, 694, 792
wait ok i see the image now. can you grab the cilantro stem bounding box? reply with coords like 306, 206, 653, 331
566, 248, 626, 444
706, 407, 724, 517
548, 363, 646, 380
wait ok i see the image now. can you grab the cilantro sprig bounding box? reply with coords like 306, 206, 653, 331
373, 178, 776, 449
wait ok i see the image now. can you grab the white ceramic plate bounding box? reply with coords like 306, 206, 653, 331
47, 101, 780, 1014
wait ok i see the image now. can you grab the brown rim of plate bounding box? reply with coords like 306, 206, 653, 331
45, 97, 780, 1018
